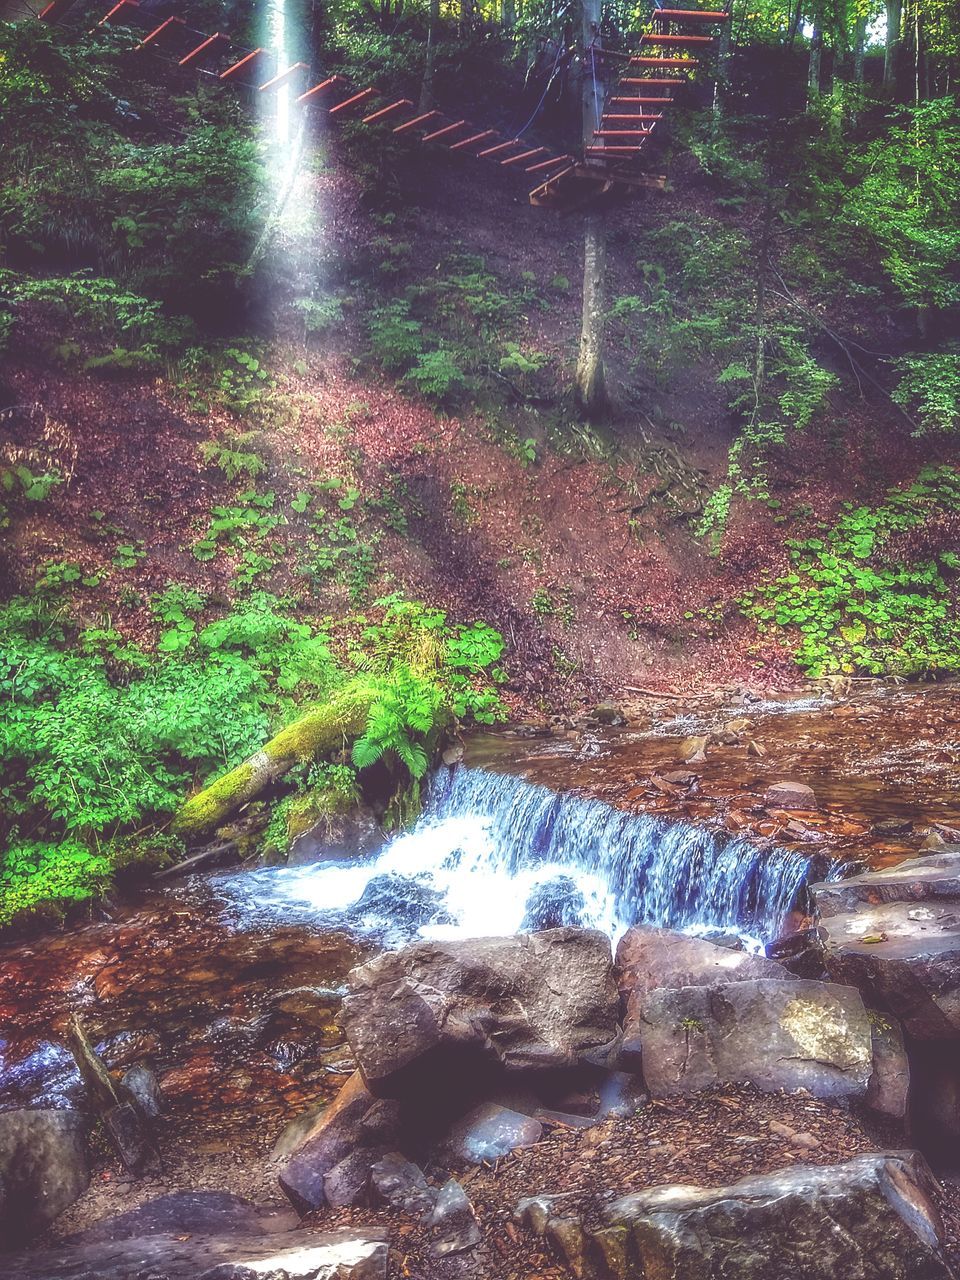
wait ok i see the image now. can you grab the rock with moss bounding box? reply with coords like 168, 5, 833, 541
637, 977, 873, 1100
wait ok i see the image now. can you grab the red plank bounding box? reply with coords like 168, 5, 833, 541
39, 0, 78, 22
448, 129, 497, 151
421, 119, 467, 142
393, 111, 440, 134
629, 56, 700, 66
601, 113, 664, 121
595, 129, 654, 137
501, 147, 547, 166
179, 33, 228, 68
221, 48, 267, 81
329, 87, 377, 115
640, 33, 713, 45
96, 1, 138, 26
621, 77, 688, 85
525, 153, 572, 173
259, 62, 308, 93
362, 98, 412, 124
296, 75, 345, 102
653, 9, 729, 19
138, 15, 185, 48
478, 138, 521, 158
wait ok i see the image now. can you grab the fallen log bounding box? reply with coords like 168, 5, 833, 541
172, 682, 376, 839
64, 1015, 154, 1172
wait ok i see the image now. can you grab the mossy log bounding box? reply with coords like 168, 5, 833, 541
173, 684, 375, 839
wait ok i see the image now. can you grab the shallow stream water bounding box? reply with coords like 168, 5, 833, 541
1, 685, 958, 1133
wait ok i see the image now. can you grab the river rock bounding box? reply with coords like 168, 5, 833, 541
521, 876, 587, 930
765, 926, 827, 978
764, 779, 817, 810
519, 1151, 955, 1279
369, 1152, 436, 1216
0, 1108, 90, 1245
277, 1071, 382, 1214
866, 1009, 910, 1122
424, 1178, 482, 1255
447, 1102, 543, 1163
812, 849, 960, 918
637, 978, 873, 1100
7, 1221, 390, 1279
121, 1063, 163, 1120
815, 895, 960, 1039
616, 926, 787, 1064
338, 929, 620, 1096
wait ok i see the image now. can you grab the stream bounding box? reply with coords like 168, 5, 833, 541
1, 687, 959, 1160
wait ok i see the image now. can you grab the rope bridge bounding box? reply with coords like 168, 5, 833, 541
33, 0, 729, 210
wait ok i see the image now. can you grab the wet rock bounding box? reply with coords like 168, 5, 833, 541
812, 849, 960, 919
679, 735, 709, 763
442, 744, 465, 766
103, 1101, 153, 1172
323, 1147, 386, 1208
521, 876, 587, 931
764, 780, 817, 810
447, 1102, 542, 1164
65, 1191, 267, 1243
616, 926, 787, 1064
637, 978, 873, 1100
287, 805, 381, 867
593, 703, 627, 727
815, 891, 960, 1039
866, 1010, 910, 1122
351, 873, 450, 932
369, 1152, 436, 1216
764, 927, 827, 978
602, 1152, 952, 1279
424, 1178, 482, 1255
0, 1108, 89, 1245
357, 1099, 402, 1144
121, 1063, 163, 1120
8, 1223, 391, 1279
338, 929, 620, 1097
276, 1071, 376, 1214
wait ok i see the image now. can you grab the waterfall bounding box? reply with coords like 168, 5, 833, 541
215, 766, 819, 948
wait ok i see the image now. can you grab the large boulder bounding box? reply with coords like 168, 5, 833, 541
338, 929, 619, 1097
637, 978, 873, 1100
811, 854, 960, 1039
616, 926, 787, 1058
276, 1072, 395, 1215
517, 1151, 956, 1279
0, 1108, 89, 1245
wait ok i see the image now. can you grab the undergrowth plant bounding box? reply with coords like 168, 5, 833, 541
740, 467, 960, 676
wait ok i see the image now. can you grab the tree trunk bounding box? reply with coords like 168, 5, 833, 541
173, 685, 375, 838
712, 7, 732, 119
853, 12, 867, 83
807, 21, 823, 106
884, 0, 902, 91
502, 0, 516, 28
419, 0, 441, 111
574, 0, 608, 418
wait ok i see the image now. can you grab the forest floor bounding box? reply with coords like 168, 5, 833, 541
4, 116, 956, 711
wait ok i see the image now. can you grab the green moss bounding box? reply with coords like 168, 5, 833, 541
173, 760, 256, 836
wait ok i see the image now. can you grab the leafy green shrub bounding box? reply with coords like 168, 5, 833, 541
892, 347, 960, 434
404, 348, 467, 404
368, 299, 424, 373
740, 467, 960, 676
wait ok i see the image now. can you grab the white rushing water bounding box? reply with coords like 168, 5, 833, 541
214, 767, 823, 950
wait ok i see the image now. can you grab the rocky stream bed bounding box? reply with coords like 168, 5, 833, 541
4, 686, 960, 1278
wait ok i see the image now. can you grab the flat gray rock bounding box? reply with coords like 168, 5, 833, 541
518, 1151, 956, 1279
638, 977, 873, 1099
5, 1226, 390, 1280
0, 1108, 89, 1246
447, 1102, 542, 1164
812, 851, 960, 918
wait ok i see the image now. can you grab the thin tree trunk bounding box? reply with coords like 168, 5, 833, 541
884, 0, 902, 91
420, 0, 441, 111
853, 12, 867, 83
574, 0, 608, 418
807, 21, 823, 106
712, 5, 732, 120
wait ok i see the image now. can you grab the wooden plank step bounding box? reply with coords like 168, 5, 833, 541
329, 87, 377, 115
259, 63, 308, 92
39, 0, 79, 22
609, 96, 675, 103
138, 15, 185, 48
621, 77, 688, 85
393, 110, 440, 134
629, 56, 700, 67
297, 75, 344, 102
362, 98, 412, 124
179, 32, 228, 67
601, 113, 664, 121
96, 1, 138, 27
595, 129, 654, 137
654, 9, 729, 20
478, 138, 522, 158
640, 33, 713, 45
448, 129, 497, 151
502, 147, 547, 166
421, 119, 467, 142
526, 153, 573, 173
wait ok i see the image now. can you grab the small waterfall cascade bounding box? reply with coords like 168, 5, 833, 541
216, 765, 823, 948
